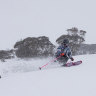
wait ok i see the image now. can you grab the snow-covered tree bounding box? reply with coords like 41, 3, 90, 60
56, 27, 86, 55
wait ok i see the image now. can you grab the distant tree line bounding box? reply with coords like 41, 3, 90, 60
2, 27, 96, 61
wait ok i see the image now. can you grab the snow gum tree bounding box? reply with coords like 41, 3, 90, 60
56, 27, 86, 55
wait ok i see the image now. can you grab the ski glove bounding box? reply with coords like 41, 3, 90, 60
60, 53, 65, 56
70, 57, 74, 61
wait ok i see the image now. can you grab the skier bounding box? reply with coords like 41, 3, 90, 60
55, 38, 74, 66
39, 38, 82, 69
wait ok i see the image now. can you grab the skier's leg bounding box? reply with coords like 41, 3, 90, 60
62, 57, 69, 66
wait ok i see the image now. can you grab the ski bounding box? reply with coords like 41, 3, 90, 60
63, 60, 82, 67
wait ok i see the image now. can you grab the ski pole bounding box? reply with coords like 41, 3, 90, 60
39, 55, 61, 70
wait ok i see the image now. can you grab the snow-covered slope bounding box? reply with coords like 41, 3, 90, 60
0, 54, 96, 96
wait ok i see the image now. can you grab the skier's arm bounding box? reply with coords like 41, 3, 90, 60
67, 49, 74, 61
55, 46, 62, 56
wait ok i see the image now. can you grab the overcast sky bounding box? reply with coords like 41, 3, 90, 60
0, 0, 96, 50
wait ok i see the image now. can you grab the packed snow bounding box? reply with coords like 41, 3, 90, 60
0, 54, 96, 96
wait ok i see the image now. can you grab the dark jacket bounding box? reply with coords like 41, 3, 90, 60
56, 45, 72, 59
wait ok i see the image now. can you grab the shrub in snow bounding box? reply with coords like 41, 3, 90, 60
0, 50, 14, 60
14, 36, 55, 58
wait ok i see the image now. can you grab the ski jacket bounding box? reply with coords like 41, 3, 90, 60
56, 45, 72, 59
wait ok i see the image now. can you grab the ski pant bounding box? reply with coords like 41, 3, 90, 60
56, 55, 69, 65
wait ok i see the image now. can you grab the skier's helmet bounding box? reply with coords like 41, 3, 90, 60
63, 39, 69, 45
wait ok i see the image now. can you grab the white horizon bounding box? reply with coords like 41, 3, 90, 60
0, 0, 96, 50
